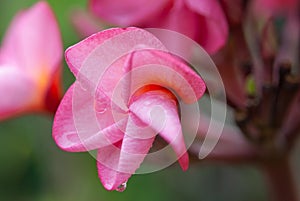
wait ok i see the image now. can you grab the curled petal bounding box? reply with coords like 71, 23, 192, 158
97, 114, 156, 190
130, 90, 189, 170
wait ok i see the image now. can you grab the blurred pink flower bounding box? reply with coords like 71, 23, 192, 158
0, 1, 63, 120
53, 27, 206, 191
70, 8, 106, 38
89, 0, 228, 54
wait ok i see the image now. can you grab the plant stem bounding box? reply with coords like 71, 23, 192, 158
261, 157, 298, 201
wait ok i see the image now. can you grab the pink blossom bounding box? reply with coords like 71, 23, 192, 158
70, 8, 106, 38
0, 2, 63, 120
52, 27, 206, 190
89, 0, 228, 54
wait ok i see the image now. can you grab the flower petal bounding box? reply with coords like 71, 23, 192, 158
52, 83, 125, 152
0, 67, 36, 120
184, 0, 228, 53
65, 27, 166, 77
89, 0, 170, 26
98, 49, 205, 106
70, 8, 104, 38
97, 114, 156, 190
129, 90, 189, 170
44, 66, 63, 113
0, 1, 62, 76
144, 1, 200, 54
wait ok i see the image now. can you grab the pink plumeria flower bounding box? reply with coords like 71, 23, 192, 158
53, 27, 206, 191
89, 0, 228, 54
0, 1, 63, 120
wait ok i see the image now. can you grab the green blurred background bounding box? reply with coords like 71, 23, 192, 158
0, 0, 282, 200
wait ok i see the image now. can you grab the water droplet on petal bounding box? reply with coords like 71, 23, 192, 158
144, 101, 151, 106
97, 107, 107, 114
79, 78, 90, 91
94, 93, 109, 114
95, 102, 108, 114
116, 182, 127, 192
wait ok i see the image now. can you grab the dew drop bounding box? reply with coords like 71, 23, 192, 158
144, 101, 151, 106
97, 108, 107, 114
94, 94, 109, 114
79, 79, 89, 91
95, 102, 108, 114
116, 182, 127, 192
